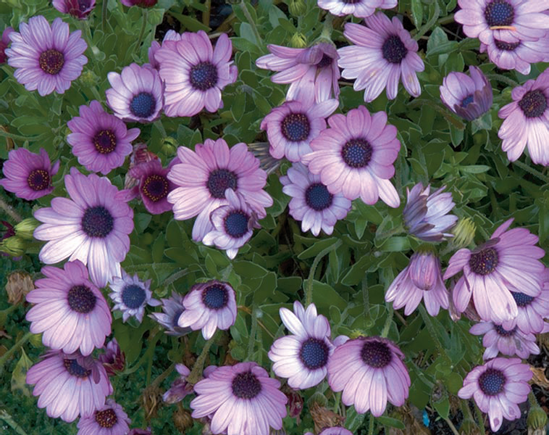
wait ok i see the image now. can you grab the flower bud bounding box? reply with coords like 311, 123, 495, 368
289, 0, 307, 17
6, 271, 34, 305
452, 218, 476, 249
527, 404, 548, 434
1, 236, 25, 257
14, 218, 39, 240
173, 406, 193, 434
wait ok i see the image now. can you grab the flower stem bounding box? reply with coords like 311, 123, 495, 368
247, 307, 258, 360
512, 160, 549, 184
0, 331, 32, 373
203, 0, 211, 27
0, 129, 40, 142
473, 402, 486, 435
380, 305, 394, 338
418, 304, 453, 366
376, 225, 404, 240
0, 197, 22, 223
305, 239, 342, 306
362, 276, 373, 328
368, 414, 375, 435
414, 1, 441, 41
135, 9, 149, 56
239, 1, 262, 48
0, 410, 27, 435
102, 0, 108, 33
320, 13, 334, 40
187, 332, 218, 385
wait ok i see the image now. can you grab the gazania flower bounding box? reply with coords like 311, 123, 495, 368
306, 429, 353, 435
327, 336, 410, 416
458, 357, 532, 432
6, 16, 87, 96
0, 148, 59, 200
67, 101, 140, 175
498, 70, 549, 165
177, 280, 237, 340
163, 364, 193, 404
317, 0, 397, 18
470, 321, 540, 360
167, 138, 273, 242
444, 219, 545, 324
0, 27, 14, 64
26, 350, 113, 422
98, 338, 125, 376
77, 399, 130, 435
191, 362, 288, 435
109, 270, 160, 323
338, 13, 424, 102
33, 168, 134, 288
301, 105, 401, 208
53, 0, 96, 19
155, 31, 237, 117
480, 35, 549, 75
150, 293, 191, 336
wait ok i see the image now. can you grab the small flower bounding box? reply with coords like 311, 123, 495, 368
163, 364, 193, 404
451, 217, 476, 249
317, 0, 397, 18
77, 399, 131, 435
470, 321, 541, 360
306, 429, 353, 435
150, 293, 192, 336
120, 0, 158, 7
123, 143, 159, 191
480, 35, 549, 75
0, 27, 14, 64
0, 148, 59, 200
53, 0, 96, 19
98, 338, 125, 376
109, 270, 160, 323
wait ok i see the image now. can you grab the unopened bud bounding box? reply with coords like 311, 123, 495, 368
14, 218, 39, 240
289, 0, 306, 17
290, 32, 307, 48
173, 406, 194, 434
349, 329, 367, 339
527, 404, 548, 434
452, 218, 476, 249
1, 236, 25, 257
79, 69, 99, 87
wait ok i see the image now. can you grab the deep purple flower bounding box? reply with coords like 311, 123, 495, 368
317, 0, 397, 18
150, 293, 191, 336
120, 0, 157, 7
191, 362, 288, 435
77, 399, 130, 435
470, 321, 540, 360
163, 364, 193, 404
33, 168, 134, 288
480, 35, 549, 75
155, 31, 237, 117
98, 338, 125, 376
0, 27, 14, 64
458, 357, 532, 432
306, 429, 353, 435
53, 0, 96, 19
444, 218, 545, 324
338, 13, 424, 102
109, 270, 160, 323
302, 106, 401, 207
6, 16, 87, 96
0, 148, 59, 200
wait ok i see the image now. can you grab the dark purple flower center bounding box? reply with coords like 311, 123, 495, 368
494, 39, 520, 51
478, 368, 506, 396
484, 0, 514, 27
305, 183, 333, 211
461, 95, 474, 108
142, 174, 169, 202
202, 284, 229, 310
81, 206, 114, 238
469, 247, 498, 275
361, 340, 392, 368
300, 338, 329, 370
382, 35, 407, 64
494, 324, 516, 336
27, 169, 50, 191
93, 130, 117, 154
317, 53, 334, 69
130, 92, 156, 119
341, 138, 372, 169
281, 113, 311, 142
206, 169, 238, 199
231, 371, 262, 399
518, 90, 547, 119
39, 49, 65, 75
64, 358, 91, 378
224, 210, 249, 239
67, 285, 97, 314
511, 292, 535, 307
190, 62, 218, 91
121, 284, 146, 309
172, 308, 184, 328
95, 408, 118, 429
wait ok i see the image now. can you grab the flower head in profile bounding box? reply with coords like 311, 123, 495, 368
109, 270, 160, 323
480, 35, 549, 75
98, 338, 125, 376
53, 0, 96, 19
77, 399, 130, 435
150, 293, 191, 336
470, 321, 541, 360
317, 0, 397, 18
0, 27, 14, 64
163, 364, 193, 404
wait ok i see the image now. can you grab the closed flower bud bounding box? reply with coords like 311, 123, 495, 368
527, 404, 548, 434
6, 271, 34, 305
14, 218, 39, 240
452, 218, 476, 249
173, 406, 193, 434
1, 236, 25, 257
289, 0, 307, 17
290, 32, 308, 48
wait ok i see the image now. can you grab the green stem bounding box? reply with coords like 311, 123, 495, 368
163, 268, 189, 288
0, 410, 27, 435
438, 13, 455, 26
0, 196, 22, 223
102, 0, 108, 33
473, 402, 486, 435
150, 362, 175, 388
247, 307, 258, 360
380, 305, 394, 338
0, 130, 40, 142
0, 331, 32, 370
414, 2, 441, 41
442, 416, 460, 435
409, 99, 465, 130
187, 332, 218, 385
239, 1, 262, 47
362, 276, 373, 329
305, 239, 342, 306
485, 73, 518, 88
203, 0, 211, 27
513, 160, 549, 184
135, 9, 149, 56
376, 225, 404, 240
368, 414, 375, 435
418, 304, 453, 366
528, 391, 539, 407
320, 13, 334, 40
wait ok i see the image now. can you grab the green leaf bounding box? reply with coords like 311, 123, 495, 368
377, 416, 406, 429
298, 237, 338, 260
433, 396, 450, 420
170, 12, 211, 32
411, 0, 423, 28
308, 280, 347, 310
11, 349, 32, 397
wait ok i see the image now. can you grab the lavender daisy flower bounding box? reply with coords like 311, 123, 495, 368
26, 350, 113, 422
498, 70, 549, 165
109, 270, 160, 323
167, 138, 273, 242
440, 66, 493, 121
256, 42, 340, 103
77, 399, 130, 435
280, 163, 352, 236
317, 0, 397, 18
53, 0, 96, 19
338, 13, 424, 102
191, 362, 288, 435
0, 27, 14, 64
177, 280, 237, 340
0, 148, 59, 200
148, 30, 182, 70
444, 218, 545, 324
67, 101, 140, 175
33, 168, 134, 288
163, 364, 193, 404
470, 321, 540, 360
327, 336, 410, 416
6, 16, 87, 96
155, 31, 237, 117
306, 429, 353, 435
480, 35, 549, 75
98, 338, 125, 376
458, 357, 532, 432
301, 105, 401, 208
150, 293, 191, 336
403, 183, 458, 242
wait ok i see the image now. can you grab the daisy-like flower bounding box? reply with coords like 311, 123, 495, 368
77, 399, 130, 435
148, 30, 182, 70
167, 138, 273, 242
163, 364, 193, 404
498, 70, 549, 165
0, 27, 14, 64
327, 336, 410, 416
6, 16, 87, 96
301, 105, 401, 208
458, 357, 532, 432
191, 362, 288, 435
109, 270, 160, 323
256, 42, 340, 103
280, 163, 352, 236
0, 148, 59, 200
98, 338, 125, 376
150, 293, 191, 336
306, 429, 353, 435
470, 321, 540, 360
440, 66, 493, 121
155, 31, 237, 117
402, 183, 458, 242
33, 167, 134, 288
67, 101, 140, 175
106, 63, 163, 123
26, 260, 111, 356
480, 35, 549, 75
53, 0, 96, 19
317, 0, 397, 18
177, 280, 237, 340
444, 218, 545, 324
26, 350, 113, 422
338, 13, 424, 102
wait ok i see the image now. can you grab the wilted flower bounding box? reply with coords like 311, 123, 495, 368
163, 364, 193, 404
52, 0, 96, 19
5, 271, 34, 305
77, 399, 130, 435
98, 338, 125, 376
470, 321, 541, 360
109, 270, 160, 323
0, 27, 14, 64
150, 293, 191, 336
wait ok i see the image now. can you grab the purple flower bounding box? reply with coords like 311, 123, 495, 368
167, 138, 272, 242
163, 364, 193, 404
191, 362, 288, 435
6, 16, 87, 96
470, 321, 540, 360
106, 63, 163, 123
67, 101, 140, 175
0, 27, 14, 64
98, 338, 125, 376
458, 357, 532, 432
306, 429, 353, 435
150, 293, 192, 336
498, 70, 549, 165
440, 66, 493, 121
0, 148, 59, 200
480, 35, 549, 75
109, 270, 160, 323
403, 183, 458, 242
444, 218, 545, 324
155, 31, 237, 117
338, 13, 424, 102
317, 0, 397, 18
148, 30, 182, 70
120, 0, 157, 7
327, 336, 410, 416
26, 350, 113, 422
302, 105, 401, 208
52, 0, 96, 19
256, 42, 340, 103
77, 399, 130, 435
33, 168, 134, 288
280, 163, 352, 236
